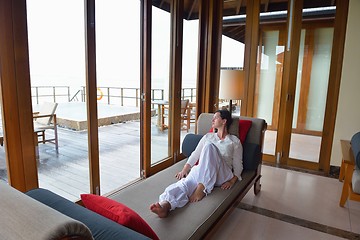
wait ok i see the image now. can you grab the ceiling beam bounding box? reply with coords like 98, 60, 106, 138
160, 0, 165, 8
236, 0, 243, 14
187, 0, 198, 20
264, 0, 270, 12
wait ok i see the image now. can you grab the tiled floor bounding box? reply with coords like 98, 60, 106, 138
211, 165, 360, 240
263, 130, 321, 162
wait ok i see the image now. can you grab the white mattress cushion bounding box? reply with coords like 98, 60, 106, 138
0, 181, 93, 240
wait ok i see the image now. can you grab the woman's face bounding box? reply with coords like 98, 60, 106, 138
212, 112, 226, 129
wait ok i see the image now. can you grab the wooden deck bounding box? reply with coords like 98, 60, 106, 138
0, 117, 193, 201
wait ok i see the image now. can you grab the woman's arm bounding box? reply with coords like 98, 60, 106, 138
175, 134, 208, 179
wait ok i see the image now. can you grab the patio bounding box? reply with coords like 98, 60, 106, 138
0, 112, 193, 201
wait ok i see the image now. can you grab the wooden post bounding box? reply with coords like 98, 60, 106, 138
0, 0, 38, 191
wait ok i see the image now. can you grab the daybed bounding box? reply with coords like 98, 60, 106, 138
0, 113, 266, 240
108, 113, 267, 240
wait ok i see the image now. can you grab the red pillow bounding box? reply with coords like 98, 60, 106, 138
209, 119, 252, 144
81, 194, 159, 240
238, 119, 252, 144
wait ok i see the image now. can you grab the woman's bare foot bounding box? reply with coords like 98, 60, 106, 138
150, 201, 171, 218
189, 183, 205, 202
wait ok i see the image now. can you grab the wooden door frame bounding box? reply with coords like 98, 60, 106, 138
140, 0, 153, 177
0, 0, 38, 191
319, 0, 349, 172
85, 0, 101, 195
169, 0, 184, 164
196, 0, 223, 114
276, 0, 304, 166
141, 0, 185, 177
243, 0, 260, 117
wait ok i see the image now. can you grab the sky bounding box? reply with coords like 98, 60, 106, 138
26, 0, 244, 96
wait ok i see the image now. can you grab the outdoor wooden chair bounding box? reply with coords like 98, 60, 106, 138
188, 102, 197, 129
161, 99, 190, 131
180, 99, 190, 131
33, 102, 59, 153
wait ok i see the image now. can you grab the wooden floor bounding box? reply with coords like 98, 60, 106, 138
0, 118, 192, 201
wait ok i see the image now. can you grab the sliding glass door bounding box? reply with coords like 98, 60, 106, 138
95, 0, 142, 195
255, 27, 285, 163
288, 25, 334, 165
27, 0, 90, 200
151, 1, 172, 165
255, 23, 334, 169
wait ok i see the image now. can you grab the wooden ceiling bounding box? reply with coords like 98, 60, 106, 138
152, 0, 336, 19
152, 0, 336, 43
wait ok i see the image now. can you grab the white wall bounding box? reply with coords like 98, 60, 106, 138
331, 0, 360, 166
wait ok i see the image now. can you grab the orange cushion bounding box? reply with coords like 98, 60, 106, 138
81, 194, 159, 240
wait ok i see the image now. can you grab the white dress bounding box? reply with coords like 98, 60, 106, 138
159, 133, 243, 210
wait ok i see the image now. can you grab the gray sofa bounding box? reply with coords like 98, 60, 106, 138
108, 113, 267, 240
0, 181, 149, 240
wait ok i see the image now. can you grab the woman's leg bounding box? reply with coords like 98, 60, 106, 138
151, 181, 190, 218
189, 143, 233, 194
154, 176, 197, 207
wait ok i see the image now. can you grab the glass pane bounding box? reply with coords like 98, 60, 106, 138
221, 36, 245, 68
0, 105, 7, 183
255, 30, 284, 156
181, 16, 199, 142
289, 27, 334, 162
220, 35, 245, 117
151, 3, 171, 164
95, 1, 141, 194
221, 7, 247, 117
27, 0, 90, 201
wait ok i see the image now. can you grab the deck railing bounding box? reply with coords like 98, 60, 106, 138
31, 86, 197, 107
81, 86, 166, 107
31, 86, 71, 105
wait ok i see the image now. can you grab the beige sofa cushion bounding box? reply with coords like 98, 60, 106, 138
0, 181, 93, 240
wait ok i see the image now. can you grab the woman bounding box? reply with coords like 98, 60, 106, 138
150, 109, 243, 218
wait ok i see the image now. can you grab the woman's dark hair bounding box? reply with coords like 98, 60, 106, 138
215, 109, 233, 131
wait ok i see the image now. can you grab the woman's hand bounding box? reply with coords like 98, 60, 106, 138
221, 181, 233, 190
221, 175, 238, 190
175, 164, 191, 179
175, 170, 188, 179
